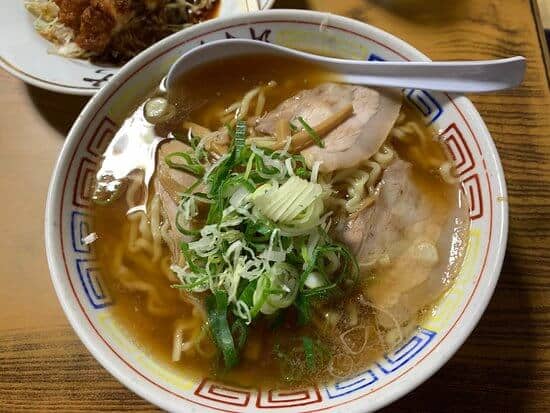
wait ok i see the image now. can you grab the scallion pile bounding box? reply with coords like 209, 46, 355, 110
169, 120, 358, 369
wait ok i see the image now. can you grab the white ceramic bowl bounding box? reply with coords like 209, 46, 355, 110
45, 9, 508, 412
0, 0, 275, 95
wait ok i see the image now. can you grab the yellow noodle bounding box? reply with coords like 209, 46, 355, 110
255, 88, 266, 117
331, 155, 387, 214
172, 318, 201, 361
149, 196, 163, 262
183, 121, 211, 137
236, 86, 261, 120
117, 266, 176, 317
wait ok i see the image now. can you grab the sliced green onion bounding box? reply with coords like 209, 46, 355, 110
251, 275, 271, 317
244, 152, 256, 180
206, 291, 239, 369
172, 274, 210, 291
180, 242, 206, 274
302, 336, 315, 370
295, 293, 311, 325
189, 133, 202, 150
239, 279, 258, 308
175, 209, 200, 237
234, 121, 247, 153
260, 263, 299, 314
220, 175, 255, 198
231, 318, 249, 353
298, 240, 358, 292
168, 103, 360, 371
244, 221, 273, 246
182, 178, 202, 196
297, 116, 324, 148
302, 283, 337, 299
206, 195, 224, 225
165, 152, 205, 176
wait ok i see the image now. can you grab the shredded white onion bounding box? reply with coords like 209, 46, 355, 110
285, 158, 295, 176
311, 161, 322, 183
81, 232, 98, 245
304, 272, 325, 289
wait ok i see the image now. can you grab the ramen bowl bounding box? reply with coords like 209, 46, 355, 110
45, 9, 507, 412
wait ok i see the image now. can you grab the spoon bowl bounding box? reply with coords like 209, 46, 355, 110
166, 38, 525, 93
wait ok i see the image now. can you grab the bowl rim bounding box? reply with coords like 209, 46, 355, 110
1, 0, 276, 96
45, 8, 508, 412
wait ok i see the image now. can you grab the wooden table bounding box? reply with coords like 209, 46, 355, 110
1, 0, 549, 411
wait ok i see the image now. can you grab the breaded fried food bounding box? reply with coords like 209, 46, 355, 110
27, 0, 218, 63
75, 5, 115, 53
74, 1, 136, 53
54, 0, 90, 31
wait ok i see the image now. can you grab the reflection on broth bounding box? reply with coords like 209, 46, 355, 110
92, 54, 470, 389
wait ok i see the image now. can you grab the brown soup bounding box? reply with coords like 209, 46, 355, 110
92, 54, 469, 389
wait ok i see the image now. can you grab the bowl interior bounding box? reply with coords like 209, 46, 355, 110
45, 10, 507, 413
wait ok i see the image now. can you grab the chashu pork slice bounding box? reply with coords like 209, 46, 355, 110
154, 139, 199, 260
255, 83, 402, 172
333, 159, 470, 327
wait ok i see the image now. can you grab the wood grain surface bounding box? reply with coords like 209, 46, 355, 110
1, 0, 549, 411
538, 0, 550, 27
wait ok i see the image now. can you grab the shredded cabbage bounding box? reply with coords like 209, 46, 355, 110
25, 1, 90, 58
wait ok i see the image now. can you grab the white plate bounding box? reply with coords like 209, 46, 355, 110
0, 0, 275, 95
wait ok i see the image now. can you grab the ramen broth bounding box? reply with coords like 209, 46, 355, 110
92, 54, 469, 388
